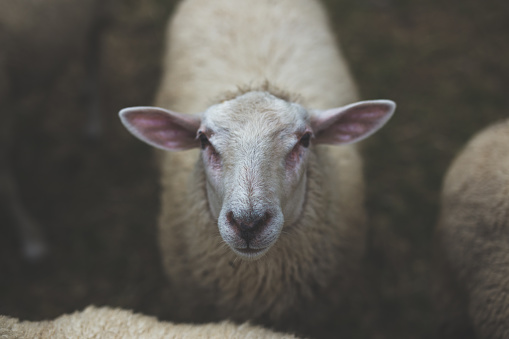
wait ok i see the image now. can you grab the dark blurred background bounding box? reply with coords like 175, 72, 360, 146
0, 0, 507, 338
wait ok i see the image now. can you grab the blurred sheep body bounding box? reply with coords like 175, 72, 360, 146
435, 119, 509, 339
120, 0, 395, 337
0, 306, 299, 339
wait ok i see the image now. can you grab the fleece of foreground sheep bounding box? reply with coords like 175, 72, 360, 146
0, 306, 300, 339
117, 0, 395, 338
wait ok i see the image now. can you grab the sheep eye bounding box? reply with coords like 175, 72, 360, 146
198, 133, 210, 150
300, 132, 311, 148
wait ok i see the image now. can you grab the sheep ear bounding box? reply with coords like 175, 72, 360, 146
119, 106, 201, 151
311, 100, 395, 145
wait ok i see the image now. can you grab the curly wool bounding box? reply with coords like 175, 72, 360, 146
152, 0, 365, 337
0, 306, 300, 339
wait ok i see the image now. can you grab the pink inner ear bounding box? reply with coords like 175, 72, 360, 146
120, 107, 201, 151
313, 100, 395, 145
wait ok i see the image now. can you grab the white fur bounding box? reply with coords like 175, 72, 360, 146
435, 119, 509, 338
120, 0, 395, 337
0, 306, 300, 339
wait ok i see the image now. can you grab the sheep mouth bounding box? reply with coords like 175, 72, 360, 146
232, 246, 270, 260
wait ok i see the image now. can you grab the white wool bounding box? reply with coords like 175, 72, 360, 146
124, 0, 391, 337
435, 119, 509, 339
0, 306, 300, 339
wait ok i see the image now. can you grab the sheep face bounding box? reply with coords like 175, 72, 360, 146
198, 92, 311, 259
119, 92, 395, 260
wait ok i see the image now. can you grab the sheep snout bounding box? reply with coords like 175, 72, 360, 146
226, 210, 272, 245
220, 207, 283, 260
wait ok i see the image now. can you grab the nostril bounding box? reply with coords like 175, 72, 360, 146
226, 211, 236, 227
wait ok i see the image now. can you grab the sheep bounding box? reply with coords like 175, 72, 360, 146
119, 0, 395, 337
0, 306, 300, 339
434, 118, 509, 339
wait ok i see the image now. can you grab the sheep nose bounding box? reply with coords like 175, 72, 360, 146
226, 211, 271, 244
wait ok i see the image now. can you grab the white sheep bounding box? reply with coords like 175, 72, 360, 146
435, 119, 509, 339
0, 306, 300, 339
119, 0, 395, 337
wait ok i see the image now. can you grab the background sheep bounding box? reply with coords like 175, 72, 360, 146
434, 118, 509, 339
0, 306, 300, 339
120, 0, 394, 337
1, 0, 508, 338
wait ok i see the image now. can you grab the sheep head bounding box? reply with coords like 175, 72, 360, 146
120, 91, 395, 260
